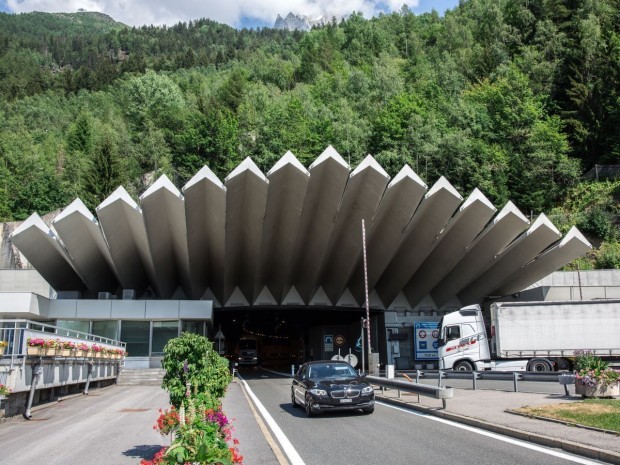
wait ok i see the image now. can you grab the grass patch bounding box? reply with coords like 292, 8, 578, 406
514, 399, 620, 433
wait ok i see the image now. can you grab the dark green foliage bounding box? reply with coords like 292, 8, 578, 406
161, 333, 232, 408
0, 4, 619, 268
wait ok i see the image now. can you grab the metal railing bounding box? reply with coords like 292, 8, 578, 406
0, 319, 125, 367
396, 369, 570, 393
366, 375, 454, 408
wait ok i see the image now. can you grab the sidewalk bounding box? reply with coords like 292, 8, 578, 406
374, 387, 620, 464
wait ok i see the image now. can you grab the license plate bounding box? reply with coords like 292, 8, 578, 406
340, 398, 352, 403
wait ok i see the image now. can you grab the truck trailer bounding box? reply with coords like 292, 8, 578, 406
437, 300, 620, 371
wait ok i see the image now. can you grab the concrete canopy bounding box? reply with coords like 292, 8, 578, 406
140, 175, 192, 299
10, 148, 590, 310
52, 198, 119, 294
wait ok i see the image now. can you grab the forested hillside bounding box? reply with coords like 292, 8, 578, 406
0, 2, 618, 268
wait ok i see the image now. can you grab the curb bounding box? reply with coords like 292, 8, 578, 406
375, 394, 620, 465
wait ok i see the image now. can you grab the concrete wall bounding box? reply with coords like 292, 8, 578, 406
0, 359, 117, 417
0, 270, 53, 298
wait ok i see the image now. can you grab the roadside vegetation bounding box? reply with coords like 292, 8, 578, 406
514, 399, 620, 433
142, 332, 242, 465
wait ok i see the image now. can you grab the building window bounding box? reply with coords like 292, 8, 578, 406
181, 321, 205, 337
152, 321, 179, 355
120, 321, 150, 357
92, 320, 119, 340
56, 320, 90, 336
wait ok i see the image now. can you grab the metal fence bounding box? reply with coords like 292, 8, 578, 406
0, 319, 125, 367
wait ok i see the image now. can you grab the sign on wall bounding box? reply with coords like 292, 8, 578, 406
324, 335, 333, 352
414, 322, 439, 360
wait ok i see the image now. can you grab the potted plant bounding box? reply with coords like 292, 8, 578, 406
26, 337, 46, 355
574, 350, 620, 398
0, 383, 11, 398
42, 338, 60, 356
0, 340, 7, 356
91, 344, 103, 358
60, 340, 76, 357
76, 342, 90, 357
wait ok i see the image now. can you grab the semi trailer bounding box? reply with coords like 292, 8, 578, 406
437, 300, 620, 371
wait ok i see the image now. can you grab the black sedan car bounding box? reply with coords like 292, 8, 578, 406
291, 360, 375, 416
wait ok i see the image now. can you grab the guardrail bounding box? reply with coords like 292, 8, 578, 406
397, 369, 571, 393
366, 375, 454, 408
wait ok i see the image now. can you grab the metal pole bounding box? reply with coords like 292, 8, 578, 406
362, 219, 371, 372
577, 262, 583, 301
24, 362, 42, 420
513, 372, 519, 392
360, 317, 365, 374
84, 361, 94, 395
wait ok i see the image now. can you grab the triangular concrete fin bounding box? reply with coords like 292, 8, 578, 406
336, 288, 359, 307
282, 286, 305, 305
253, 286, 277, 306
309, 286, 332, 306
225, 287, 250, 307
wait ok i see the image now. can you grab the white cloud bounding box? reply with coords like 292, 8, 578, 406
6, 0, 421, 27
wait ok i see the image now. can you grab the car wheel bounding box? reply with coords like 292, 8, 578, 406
305, 394, 314, 417
454, 360, 474, 371
291, 388, 298, 408
362, 407, 374, 414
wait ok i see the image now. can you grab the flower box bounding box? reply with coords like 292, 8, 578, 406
44, 348, 58, 356
27, 346, 42, 356
0, 347, 5, 356
575, 382, 620, 398
75, 350, 88, 357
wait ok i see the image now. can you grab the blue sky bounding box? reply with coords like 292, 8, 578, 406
0, 0, 459, 28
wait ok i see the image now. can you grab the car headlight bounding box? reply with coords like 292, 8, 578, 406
362, 386, 374, 395
309, 388, 327, 396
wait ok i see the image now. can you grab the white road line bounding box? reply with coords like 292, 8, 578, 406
238, 374, 306, 465
376, 401, 603, 465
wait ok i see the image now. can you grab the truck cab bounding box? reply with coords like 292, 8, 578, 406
236, 336, 259, 366
437, 305, 489, 371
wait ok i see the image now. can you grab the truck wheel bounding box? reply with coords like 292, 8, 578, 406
454, 360, 474, 371
527, 359, 552, 372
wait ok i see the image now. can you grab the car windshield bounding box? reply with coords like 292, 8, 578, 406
308, 364, 357, 379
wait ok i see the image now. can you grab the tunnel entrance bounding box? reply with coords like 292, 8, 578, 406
213, 306, 382, 370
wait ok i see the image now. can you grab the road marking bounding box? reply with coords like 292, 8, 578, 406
238, 374, 306, 465
237, 379, 289, 465
376, 401, 602, 465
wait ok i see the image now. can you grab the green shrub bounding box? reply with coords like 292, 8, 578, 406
594, 241, 620, 269
161, 332, 231, 407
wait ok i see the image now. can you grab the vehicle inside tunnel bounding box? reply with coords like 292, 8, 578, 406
214, 306, 383, 370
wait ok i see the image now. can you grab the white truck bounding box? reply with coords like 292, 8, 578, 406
236, 335, 259, 366
437, 300, 620, 372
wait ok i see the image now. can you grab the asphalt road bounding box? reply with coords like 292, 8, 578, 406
239, 368, 605, 465
0, 385, 169, 465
